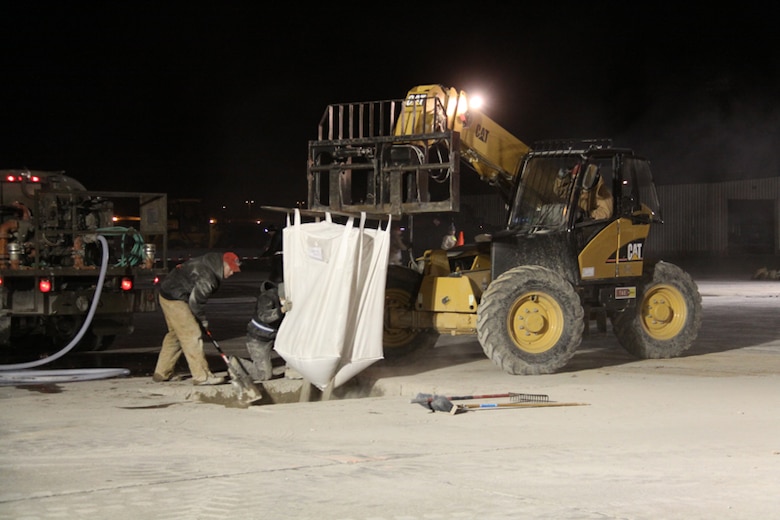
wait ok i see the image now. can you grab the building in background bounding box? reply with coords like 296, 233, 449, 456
462, 176, 780, 268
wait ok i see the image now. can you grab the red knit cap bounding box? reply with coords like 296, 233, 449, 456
223, 252, 241, 272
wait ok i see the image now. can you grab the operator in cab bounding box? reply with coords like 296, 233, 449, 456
553, 163, 613, 220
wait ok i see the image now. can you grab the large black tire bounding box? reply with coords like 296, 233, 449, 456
383, 265, 440, 359
477, 266, 584, 375
612, 261, 702, 359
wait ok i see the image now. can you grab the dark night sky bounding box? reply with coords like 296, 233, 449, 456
2, 3, 778, 216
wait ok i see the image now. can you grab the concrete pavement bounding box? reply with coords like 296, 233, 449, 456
1, 279, 779, 519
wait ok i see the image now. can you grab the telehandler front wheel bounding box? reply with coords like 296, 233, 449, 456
382, 265, 439, 359
612, 261, 702, 359
477, 265, 584, 375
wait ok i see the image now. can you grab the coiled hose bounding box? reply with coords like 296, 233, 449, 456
0, 235, 131, 385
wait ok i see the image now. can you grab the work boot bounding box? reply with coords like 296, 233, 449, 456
246, 337, 274, 381
235, 357, 265, 382
193, 375, 226, 386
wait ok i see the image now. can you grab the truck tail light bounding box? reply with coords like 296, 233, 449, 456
121, 277, 133, 291
39, 278, 52, 293
4, 174, 41, 183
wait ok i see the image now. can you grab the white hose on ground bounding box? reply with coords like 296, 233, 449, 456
0, 368, 129, 386
0, 235, 131, 384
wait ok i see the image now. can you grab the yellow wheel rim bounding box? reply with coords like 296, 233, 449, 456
640, 284, 687, 340
507, 291, 564, 354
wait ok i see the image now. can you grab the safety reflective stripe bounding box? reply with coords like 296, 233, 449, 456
250, 319, 277, 333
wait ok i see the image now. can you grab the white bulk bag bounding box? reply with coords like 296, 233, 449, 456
275, 210, 390, 389
333, 212, 390, 388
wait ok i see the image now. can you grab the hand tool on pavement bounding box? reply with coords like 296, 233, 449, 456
411, 391, 550, 412
453, 401, 589, 413
411, 391, 587, 414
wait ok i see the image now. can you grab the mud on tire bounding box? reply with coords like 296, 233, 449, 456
612, 261, 702, 359
477, 265, 584, 375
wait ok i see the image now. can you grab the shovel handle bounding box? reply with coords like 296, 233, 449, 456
200, 325, 227, 356
459, 402, 589, 410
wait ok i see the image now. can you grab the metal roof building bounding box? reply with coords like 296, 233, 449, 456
649, 177, 780, 257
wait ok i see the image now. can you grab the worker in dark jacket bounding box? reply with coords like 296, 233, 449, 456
237, 279, 285, 381
153, 251, 241, 385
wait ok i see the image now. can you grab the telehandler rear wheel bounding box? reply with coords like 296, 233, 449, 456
382, 265, 440, 359
477, 265, 584, 375
612, 261, 702, 358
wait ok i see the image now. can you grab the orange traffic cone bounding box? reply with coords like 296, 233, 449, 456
456, 231, 464, 246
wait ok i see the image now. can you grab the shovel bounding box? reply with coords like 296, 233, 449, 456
201, 326, 263, 404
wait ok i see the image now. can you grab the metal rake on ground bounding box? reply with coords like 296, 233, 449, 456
411, 391, 588, 414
